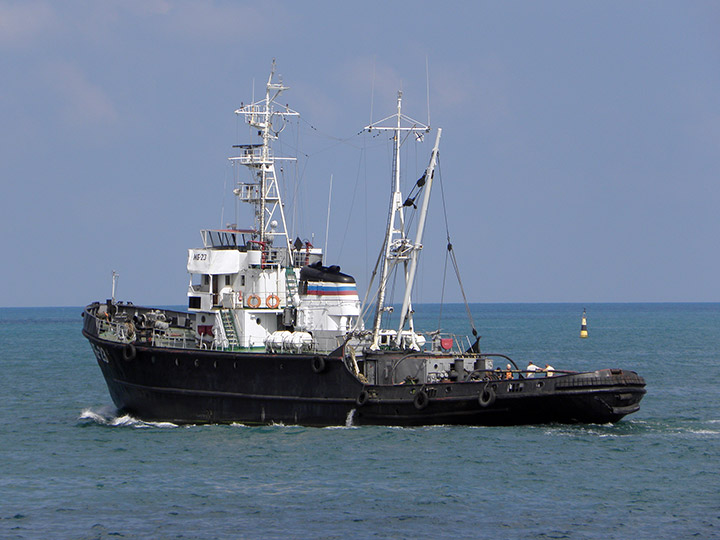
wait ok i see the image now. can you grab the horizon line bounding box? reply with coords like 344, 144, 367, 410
2, 301, 720, 310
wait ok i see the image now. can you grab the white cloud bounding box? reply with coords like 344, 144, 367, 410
43, 61, 118, 126
0, 1, 55, 47
0, 1, 285, 49
148, 0, 288, 42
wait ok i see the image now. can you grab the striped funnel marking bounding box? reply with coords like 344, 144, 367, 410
306, 283, 358, 296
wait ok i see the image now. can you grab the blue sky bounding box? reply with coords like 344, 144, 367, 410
1, 1, 719, 307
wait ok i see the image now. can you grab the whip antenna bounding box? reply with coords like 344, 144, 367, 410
426, 55, 431, 127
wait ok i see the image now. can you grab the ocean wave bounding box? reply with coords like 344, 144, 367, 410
77, 407, 178, 429
540, 417, 720, 439
684, 429, 720, 437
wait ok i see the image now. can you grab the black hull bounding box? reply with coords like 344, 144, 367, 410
83, 331, 646, 427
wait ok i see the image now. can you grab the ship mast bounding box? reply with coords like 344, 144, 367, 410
365, 91, 429, 350
394, 128, 441, 348
231, 61, 298, 261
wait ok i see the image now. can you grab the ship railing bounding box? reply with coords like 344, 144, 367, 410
150, 329, 196, 350
94, 316, 136, 344
262, 342, 319, 354
234, 182, 263, 202
207, 339, 319, 353
473, 353, 578, 380
188, 284, 209, 294
222, 290, 292, 310
95, 316, 198, 349
468, 368, 578, 381
85, 302, 206, 351
230, 145, 273, 166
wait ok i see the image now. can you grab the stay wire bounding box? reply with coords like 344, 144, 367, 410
437, 158, 478, 339
438, 240, 449, 331
299, 117, 367, 150
336, 146, 366, 261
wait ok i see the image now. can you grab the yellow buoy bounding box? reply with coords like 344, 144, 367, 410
580, 309, 588, 338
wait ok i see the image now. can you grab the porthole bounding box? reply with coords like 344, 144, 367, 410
194, 359, 199, 367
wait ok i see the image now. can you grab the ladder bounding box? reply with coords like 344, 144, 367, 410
285, 267, 299, 306
219, 309, 239, 350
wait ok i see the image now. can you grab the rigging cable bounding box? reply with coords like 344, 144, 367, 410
437, 157, 479, 342
299, 117, 365, 148
437, 234, 450, 331
336, 146, 366, 261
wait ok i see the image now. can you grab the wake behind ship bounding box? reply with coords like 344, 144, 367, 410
82, 63, 646, 426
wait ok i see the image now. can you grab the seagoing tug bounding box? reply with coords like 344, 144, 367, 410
82, 63, 645, 426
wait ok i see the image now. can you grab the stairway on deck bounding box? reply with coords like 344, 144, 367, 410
285, 267, 298, 307
219, 309, 239, 350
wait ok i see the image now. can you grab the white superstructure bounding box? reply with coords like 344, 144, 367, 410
186, 62, 360, 352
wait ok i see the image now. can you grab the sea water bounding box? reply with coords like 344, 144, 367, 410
1, 304, 718, 539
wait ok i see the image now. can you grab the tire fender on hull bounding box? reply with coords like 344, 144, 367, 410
123, 343, 136, 361
311, 355, 326, 374
479, 384, 496, 407
413, 389, 429, 410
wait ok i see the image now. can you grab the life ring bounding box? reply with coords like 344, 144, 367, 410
122, 342, 136, 361
413, 389, 429, 410
311, 355, 326, 374
479, 384, 496, 407
356, 390, 369, 406
266, 294, 280, 309
246, 294, 261, 308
